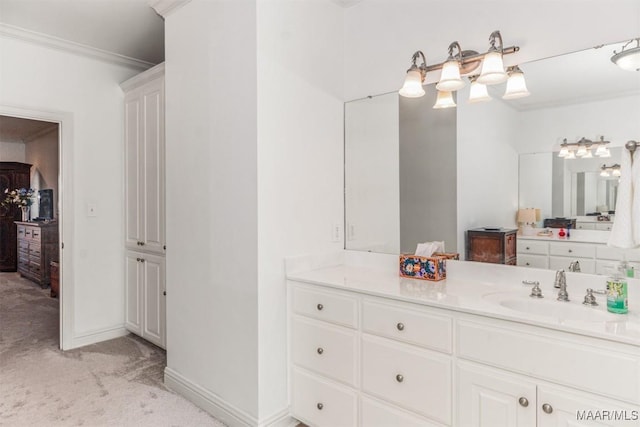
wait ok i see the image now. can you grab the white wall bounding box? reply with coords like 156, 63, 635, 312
0, 35, 140, 345
164, 0, 260, 422
343, 0, 640, 101
0, 141, 26, 162
457, 94, 519, 256
257, 0, 344, 418
25, 128, 59, 218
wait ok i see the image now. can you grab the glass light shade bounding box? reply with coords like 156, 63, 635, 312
436, 60, 466, 91
502, 70, 530, 99
576, 146, 588, 157
612, 168, 621, 177
564, 151, 576, 159
468, 80, 492, 103
433, 90, 456, 109
600, 170, 610, 177
582, 150, 593, 158
595, 144, 609, 156
611, 46, 640, 71
599, 147, 611, 158
399, 69, 425, 98
477, 51, 508, 85
558, 147, 569, 157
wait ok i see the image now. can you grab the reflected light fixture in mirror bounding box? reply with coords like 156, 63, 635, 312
468, 76, 491, 103
436, 41, 466, 91
502, 66, 530, 99
611, 38, 640, 72
433, 90, 456, 109
477, 31, 508, 85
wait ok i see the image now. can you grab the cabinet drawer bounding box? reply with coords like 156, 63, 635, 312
517, 254, 548, 269
292, 316, 357, 386
575, 222, 595, 230
362, 335, 451, 424
24, 228, 32, 238
597, 246, 640, 262
30, 228, 42, 241
291, 368, 357, 427
18, 239, 29, 251
361, 396, 441, 427
549, 242, 595, 258
549, 256, 595, 273
17, 225, 26, 238
362, 300, 452, 354
292, 285, 357, 328
457, 320, 640, 404
29, 246, 42, 258
517, 240, 549, 255
595, 222, 613, 231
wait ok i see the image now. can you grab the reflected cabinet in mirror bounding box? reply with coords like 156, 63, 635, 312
345, 39, 640, 274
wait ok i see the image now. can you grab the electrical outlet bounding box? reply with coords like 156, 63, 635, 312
332, 223, 343, 242
87, 203, 98, 217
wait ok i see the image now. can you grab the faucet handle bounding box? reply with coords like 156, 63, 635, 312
522, 280, 540, 286
530, 282, 543, 298
582, 288, 598, 306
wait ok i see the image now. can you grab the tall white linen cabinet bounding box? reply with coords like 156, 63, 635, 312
121, 63, 166, 349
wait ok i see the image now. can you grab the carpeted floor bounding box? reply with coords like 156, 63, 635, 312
0, 272, 225, 427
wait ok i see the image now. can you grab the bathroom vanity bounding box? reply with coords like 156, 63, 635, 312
287, 252, 640, 426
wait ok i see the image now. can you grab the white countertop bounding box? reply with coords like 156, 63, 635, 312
286, 253, 640, 347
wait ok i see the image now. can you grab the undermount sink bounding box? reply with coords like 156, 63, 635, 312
483, 292, 620, 323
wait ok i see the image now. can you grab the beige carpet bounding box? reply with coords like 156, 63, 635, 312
0, 272, 225, 427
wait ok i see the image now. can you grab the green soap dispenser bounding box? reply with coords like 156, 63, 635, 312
607, 263, 628, 314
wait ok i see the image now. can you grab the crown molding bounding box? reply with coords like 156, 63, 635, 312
0, 23, 155, 71
149, 0, 192, 17
120, 62, 165, 91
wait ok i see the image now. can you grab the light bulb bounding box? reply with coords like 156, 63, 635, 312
436, 59, 466, 91
477, 51, 508, 85
399, 68, 425, 98
433, 90, 456, 109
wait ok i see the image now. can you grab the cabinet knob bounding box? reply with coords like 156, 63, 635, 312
568, 249, 573, 253
316, 303, 323, 311
542, 403, 553, 414
526, 246, 530, 250
140, 258, 145, 263
396, 322, 405, 331
136, 258, 141, 262
317, 347, 324, 355
140, 242, 145, 246
316, 403, 323, 410
518, 397, 529, 407
526, 262, 530, 266
395, 374, 404, 383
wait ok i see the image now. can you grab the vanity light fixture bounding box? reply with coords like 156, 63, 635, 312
399, 30, 522, 106
433, 90, 457, 109
502, 66, 530, 99
611, 38, 640, 72
601, 164, 621, 177
436, 42, 467, 91
558, 137, 611, 160
468, 76, 492, 103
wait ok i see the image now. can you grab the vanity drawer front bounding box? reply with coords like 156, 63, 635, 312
291, 367, 357, 427
457, 320, 640, 404
575, 222, 596, 230
597, 245, 640, 262
517, 240, 549, 255
594, 222, 613, 231
517, 254, 548, 269
292, 316, 357, 386
362, 335, 451, 424
292, 285, 358, 328
362, 300, 452, 354
549, 256, 595, 273
549, 242, 596, 258
361, 396, 442, 427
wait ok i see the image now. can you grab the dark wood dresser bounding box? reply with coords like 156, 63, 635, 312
0, 162, 31, 271
466, 228, 518, 265
16, 221, 59, 288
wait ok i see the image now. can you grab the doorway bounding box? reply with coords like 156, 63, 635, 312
0, 106, 73, 350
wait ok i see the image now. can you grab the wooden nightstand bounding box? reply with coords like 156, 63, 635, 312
466, 228, 517, 265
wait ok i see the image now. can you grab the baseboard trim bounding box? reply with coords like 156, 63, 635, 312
70, 326, 129, 349
259, 408, 295, 427
164, 367, 258, 426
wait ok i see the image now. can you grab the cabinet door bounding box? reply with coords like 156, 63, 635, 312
537, 385, 638, 427
141, 253, 166, 349
124, 91, 143, 249
140, 79, 165, 254
125, 252, 142, 335
457, 362, 536, 427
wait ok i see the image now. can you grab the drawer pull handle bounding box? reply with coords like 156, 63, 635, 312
316, 303, 323, 311
518, 397, 529, 407
316, 403, 323, 410
526, 262, 530, 266
396, 322, 405, 331
568, 249, 573, 253
542, 403, 553, 414
526, 246, 530, 250
395, 374, 404, 383
316, 347, 324, 355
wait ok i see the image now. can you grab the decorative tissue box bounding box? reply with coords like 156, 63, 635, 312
399, 254, 448, 281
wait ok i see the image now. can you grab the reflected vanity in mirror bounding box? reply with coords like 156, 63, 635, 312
345, 39, 640, 275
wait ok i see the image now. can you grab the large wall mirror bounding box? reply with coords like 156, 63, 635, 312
345, 39, 640, 258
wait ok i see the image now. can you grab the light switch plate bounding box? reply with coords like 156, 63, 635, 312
332, 223, 343, 242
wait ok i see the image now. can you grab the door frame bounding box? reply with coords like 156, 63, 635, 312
0, 104, 74, 350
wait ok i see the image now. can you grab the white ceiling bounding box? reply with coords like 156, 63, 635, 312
0, 116, 58, 143
0, 0, 164, 64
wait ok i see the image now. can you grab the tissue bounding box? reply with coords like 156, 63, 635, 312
415, 241, 445, 257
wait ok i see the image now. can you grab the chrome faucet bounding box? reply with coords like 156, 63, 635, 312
568, 260, 581, 272
555, 269, 569, 301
